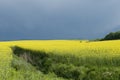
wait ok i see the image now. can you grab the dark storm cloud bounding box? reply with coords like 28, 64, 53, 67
0, 0, 120, 40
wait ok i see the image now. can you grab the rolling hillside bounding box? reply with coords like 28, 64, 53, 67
1, 40, 120, 80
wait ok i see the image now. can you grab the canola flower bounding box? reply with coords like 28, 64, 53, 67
0, 40, 120, 80
0, 40, 120, 58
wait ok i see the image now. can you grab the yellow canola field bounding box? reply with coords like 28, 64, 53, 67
0, 40, 120, 80
0, 40, 120, 58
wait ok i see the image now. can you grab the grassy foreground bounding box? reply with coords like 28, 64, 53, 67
1, 40, 120, 80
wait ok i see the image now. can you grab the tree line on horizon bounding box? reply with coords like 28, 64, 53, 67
101, 30, 120, 40
95, 31, 120, 41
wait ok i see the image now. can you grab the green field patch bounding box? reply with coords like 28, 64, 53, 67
11, 46, 120, 80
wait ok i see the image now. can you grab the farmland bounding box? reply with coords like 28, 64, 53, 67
0, 40, 120, 80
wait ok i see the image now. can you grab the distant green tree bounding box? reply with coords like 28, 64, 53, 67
103, 31, 120, 40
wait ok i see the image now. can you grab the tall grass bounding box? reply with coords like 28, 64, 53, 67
12, 46, 120, 80
1, 40, 120, 80
0, 45, 66, 80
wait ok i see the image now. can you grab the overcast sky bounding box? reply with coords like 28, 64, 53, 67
0, 0, 120, 40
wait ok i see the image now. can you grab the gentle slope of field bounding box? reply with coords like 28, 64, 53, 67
1, 40, 120, 57
1, 40, 120, 80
